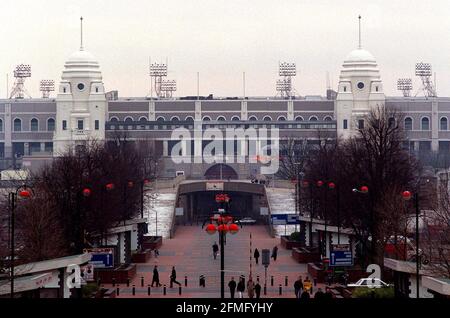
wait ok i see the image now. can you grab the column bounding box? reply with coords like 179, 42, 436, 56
287, 100, 294, 120
431, 99, 439, 152
163, 140, 169, 157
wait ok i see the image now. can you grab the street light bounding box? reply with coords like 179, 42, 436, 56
401, 189, 420, 299
8, 184, 33, 298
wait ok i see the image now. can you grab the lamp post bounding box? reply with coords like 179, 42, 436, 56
8, 184, 33, 298
352, 185, 370, 263
401, 190, 420, 299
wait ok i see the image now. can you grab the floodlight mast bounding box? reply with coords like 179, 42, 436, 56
9, 64, 31, 99
276, 62, 296, 99
397, 78, 412, 97
149, 62, 168, 98
39, 79, 55, 98
160, 79, 177, 98
415, 62, 436, 98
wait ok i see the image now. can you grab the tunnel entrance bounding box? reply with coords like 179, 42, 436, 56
204, 164, 238, 180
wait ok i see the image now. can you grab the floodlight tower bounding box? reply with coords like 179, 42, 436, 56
9, 64, 31, 99
149, 62, 168, 98
160, 79, 177, 98
415, 62, 436, 98
276, 62, 296, 99
39, 79, 55, 98
397, 78, 412, 97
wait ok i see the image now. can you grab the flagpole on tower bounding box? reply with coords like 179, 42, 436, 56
358, 15, 362, 49
80, 16, 84, 50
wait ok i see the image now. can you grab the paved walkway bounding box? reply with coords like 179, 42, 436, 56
103, 225, 315, 298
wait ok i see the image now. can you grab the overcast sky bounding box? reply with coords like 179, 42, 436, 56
1, 0, 449, 98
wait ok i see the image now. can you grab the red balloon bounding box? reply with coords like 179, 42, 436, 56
360, 186, 369, 193
82, 188, 91, 197
317, 180, 324, 187
19, 190, 31, 198
229, 223, 239, 234
328, 182, 336, 189
105, 183, 115, 191
402, 190, 412, 200
205, 224, 217, 235
128, 181, 134, 188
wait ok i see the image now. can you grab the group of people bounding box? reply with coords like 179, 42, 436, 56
151, 265, 181, 288
293, 276, 335, 299
228, 276, 262, 298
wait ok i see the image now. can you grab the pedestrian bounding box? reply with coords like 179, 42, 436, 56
271, 245, 278, 261
247, 276, 255, 299
228, 277, 237, 298
199, 275, 206, 287
325, 287, 334, 299
254, 279, 262, 299
151, 265, 161, 287
212, 242, 219, 260
303, 276, 312, 294
237, 277, 245, 298
254, 248, 260, 265
154, 249, 159, 258
300, 290, 310, 300
314, 288, 325, 299
294, 276, 303, 298
170, 266, 181, 287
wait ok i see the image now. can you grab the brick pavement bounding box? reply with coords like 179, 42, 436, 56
101, 225, 330, 298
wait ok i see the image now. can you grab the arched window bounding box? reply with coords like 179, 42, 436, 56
323, 116, 333, 121
248, 116, 258, 121
30, 118, 39, 131
124, 117, 133, 123
231, 116, 240, 121
47, 118, 55, 131
171, 116, 180, 122
202, 116, 211, 121
217, 116, 226, 121
441, 117, 448, 131
388, 117, 396, 128
185, 116, 194, 122
277, 116, 286, 121
14, 118, 22, 132
0, 119, 3, 132
263, 116, 272, 121
421, 117, 430, 130
404, 117, 413, 131
156, 116, 165, 122
110, 117, 119, 122
139, 116, 148, 122
295, 116, 304, 121
309, 116, 318, 121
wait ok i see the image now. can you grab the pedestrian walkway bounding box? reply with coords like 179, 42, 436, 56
102, 225, 319, 298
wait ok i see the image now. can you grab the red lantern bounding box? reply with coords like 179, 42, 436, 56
360, 186, 369, 193
82, 188, 91, 197
225, 216, 233, 223
205, 224, 217, 235
328, 182, 336, 189
229, 223, 239, 234
317, 180, 324, 187
402, 190, 412, 200
218, 224, 229, 233
143, 179, 150, 184
128, 181, 134, 188
302, 181, 309, 188
105, 183, 115, 191
216, 216, 223, 223
18, 189, 31, 198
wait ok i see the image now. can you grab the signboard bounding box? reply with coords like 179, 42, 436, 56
175, 207, 184, 216
81, 264, 95, 283
84, 248, 114, 268
270, 214, 300, 225
261, 249, 270, 267
206, 182, 224, 191
330, 244, 353, 267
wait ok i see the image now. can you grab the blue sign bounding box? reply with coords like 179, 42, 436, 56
84, 248, 114, 268
271, 214, 300, 225
330, 244, 353, 267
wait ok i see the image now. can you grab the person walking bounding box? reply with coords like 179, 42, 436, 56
303, 276, 312, 294
254, 279, 262, 298
151, 265, 162, 287
228, 277, 237, 298
237, 277, 245, 298
212, 242, 219, 260
170, 266, 181, 287
247, 276, 255, 299
253, 248, 260, 265
300, 290, 310, 300
314, 288, 325, 299
294, 276, 303, 298
325, 287, 334, 299
271, 245, 278, 261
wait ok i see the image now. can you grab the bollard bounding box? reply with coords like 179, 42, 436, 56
116, 286, 120, 296
170, 280, 173, 288
313, 277, 317, 286
285, 276, 288, 287
163, 285, 167, 295
185, 276, 188, 287
279, 284, 282, 295
97, 278, 101, 287
264, 284, 267, 296
141, 276, 144, 287
179, 286, 182, 295
310, 285, 313, 294
271, 276, 274, 286
112, 278, 116, 287
132, 285, 136, 296
148, 285, 151, 296
127, 278, 130, 287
